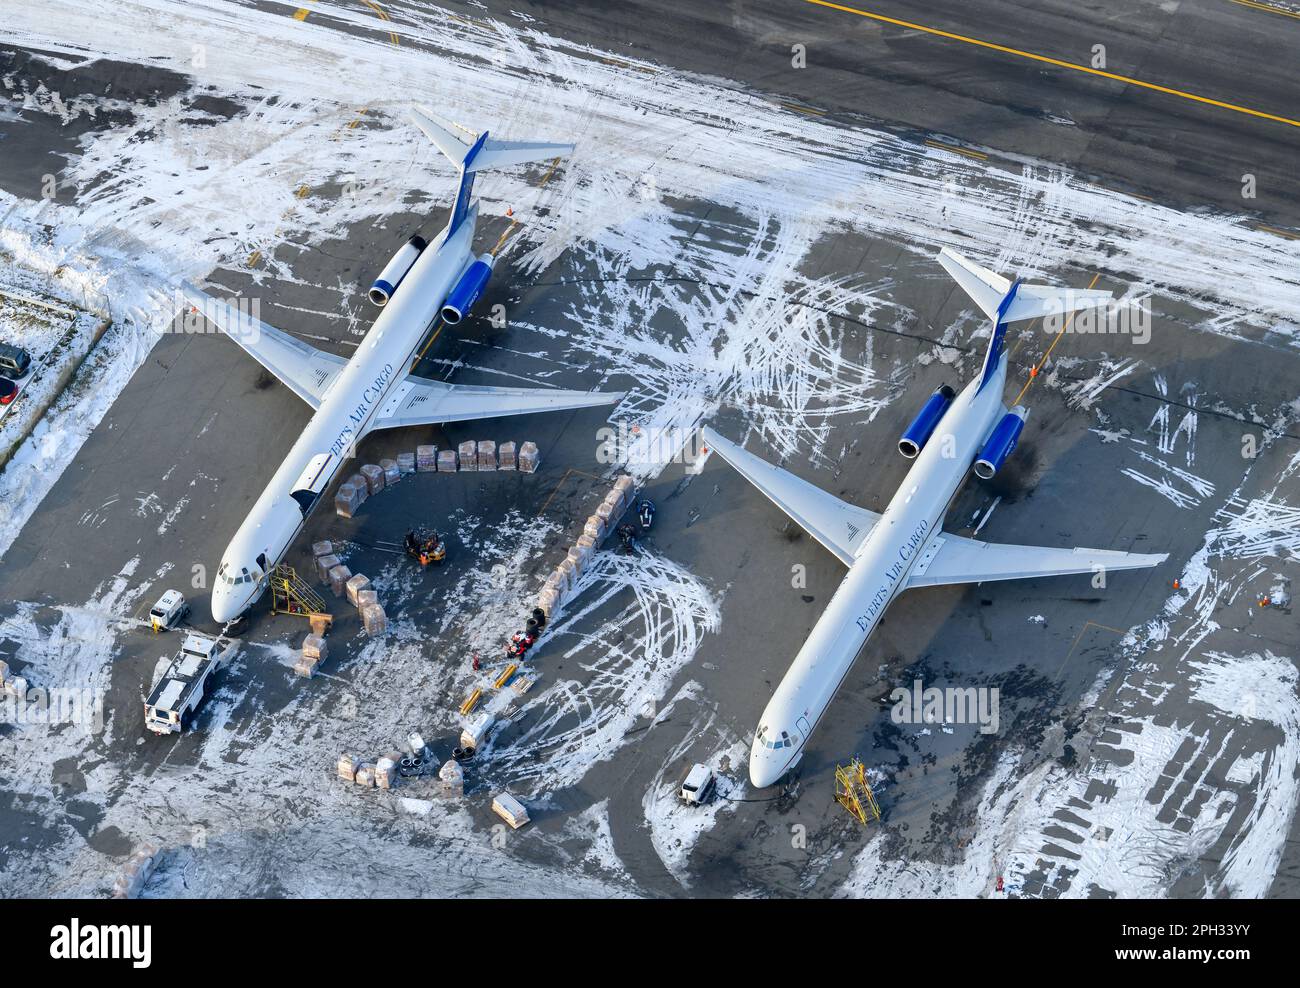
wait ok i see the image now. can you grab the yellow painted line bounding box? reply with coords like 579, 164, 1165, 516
246, 250, 262, 268
409, 320, 445, 371
1052, 620, 1126, 681
804, 0, 1300, 130
1012, 272, 1101, 405
293, 8, 310, 21
778, 101, 827, 116
1231, 0, 1300, 21
924, 138, 987, 160
362, 0, 400, 44
1255, 223, 1300, 240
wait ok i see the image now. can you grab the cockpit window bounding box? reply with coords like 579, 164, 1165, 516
755, 725, 797, 750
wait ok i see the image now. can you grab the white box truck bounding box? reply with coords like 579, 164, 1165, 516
144, 634, 229, 734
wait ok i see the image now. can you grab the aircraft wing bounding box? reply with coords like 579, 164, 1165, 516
699, 426, 881, 566
370, 375, 623, 430
905, 531, 1167, 588
181, 282, 347, 409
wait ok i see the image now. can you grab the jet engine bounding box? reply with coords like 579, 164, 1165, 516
973, 406, 1029, 479
368, 235, 428, 307
440, 253, 495, 324
898, 385, 956, 458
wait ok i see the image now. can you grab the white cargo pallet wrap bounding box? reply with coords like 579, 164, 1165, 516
492, 792, 530, 829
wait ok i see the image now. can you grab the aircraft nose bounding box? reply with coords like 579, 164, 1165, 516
210, 584, 241, 624
749, 749, 781, 789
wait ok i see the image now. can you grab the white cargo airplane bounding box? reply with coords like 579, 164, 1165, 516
184, 107, 621, 626
701, 248, 1167, 788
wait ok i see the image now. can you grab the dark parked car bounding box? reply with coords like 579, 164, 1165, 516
0, 342, 31, 378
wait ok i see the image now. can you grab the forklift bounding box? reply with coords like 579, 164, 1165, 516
404, 527, 446, 567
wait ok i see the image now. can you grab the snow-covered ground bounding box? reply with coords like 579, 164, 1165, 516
0, 0, 1298, 897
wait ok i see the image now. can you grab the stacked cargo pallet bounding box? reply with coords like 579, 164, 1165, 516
537, 474, 635, 620
334, 441, 541, 517
110, 843, 160, 899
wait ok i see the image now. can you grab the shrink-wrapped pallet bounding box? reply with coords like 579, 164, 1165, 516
309, 613, 332, 636
613, 474, 635, 504
328, 564, 352, 598
376, 756, 398, 790
348, 473, 369, 504
0, 660, 8, 683
583, 515, 606, 542
437, 449, 458, 473
315, 553, 340, 583
354, 763, 376, 788
603, 485, 626, 516
458, 440, 478, 471
397, 451, 416, 475
557, 557, 578, 593
346, 573, 371, 606
576, 533, 597, 551
334, 483, 362, 519
302, 634, 327, 661
518, 441, 541, 473
438, 759, 464, 797
293, 655, 318, 679
416, 445, 439, 472
356, 588, 378, 608
477, 440, 497, 471
537, 586, 561, 618
498, 441, 517, 470
337, 753, 358, 782
360, 463, 385, 495
361, 602, 388, 635
595, 500, 616, 525
381, 458, 400, 485
311, 540, 334, 558
566, 544, 592, 577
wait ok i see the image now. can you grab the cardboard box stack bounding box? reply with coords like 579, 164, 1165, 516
498, 441, 517, 470
519, 441, 541, 473
328, 564, 352, 598
477, 440, 497, 471
345, 573, 371, 606
458, 440, 478, 472
337, 753, 359, 782
361, 602, 388, 635
397, 451, 416, 476
535, 472, 636, 622
380, 458, 400, 486
360, 463, 385, 495
416, 445, 439, 472
348, 473, 369, 504
437, 449, 458, 473
334, 482, 363, 518
110, 843, 160, 900
315, 553, 340, 583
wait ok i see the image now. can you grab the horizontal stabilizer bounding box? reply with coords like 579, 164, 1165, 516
700, 426, 881, 566
180, 282, 346, 408
938, 247, 1112, 324
906, 531, 1167, 589
371, 376, 622, 431
410, 106, 573, 172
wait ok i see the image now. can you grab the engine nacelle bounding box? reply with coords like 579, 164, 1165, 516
973, 406, 1029, 480
440, 254, 495, 324
898, 385, 956, 458
368, 235, 428, 307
